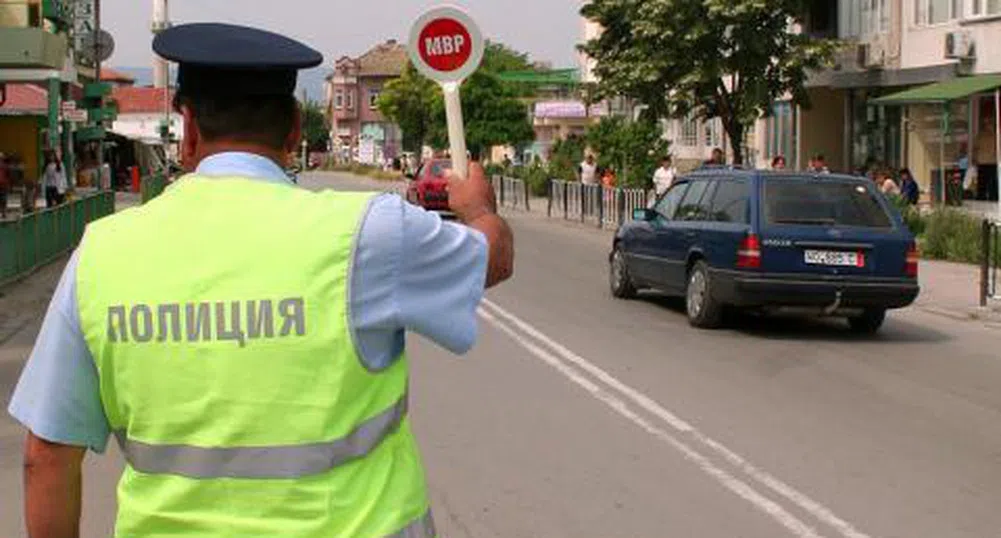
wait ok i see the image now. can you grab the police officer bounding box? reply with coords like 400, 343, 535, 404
8, 23, 513, 538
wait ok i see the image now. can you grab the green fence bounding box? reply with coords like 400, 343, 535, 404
0, 191, 116, 286
141, 173, 168, 204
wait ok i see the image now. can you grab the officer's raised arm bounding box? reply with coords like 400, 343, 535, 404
448, 162, 514, 288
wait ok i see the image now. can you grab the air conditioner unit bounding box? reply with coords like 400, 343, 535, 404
944, 31, 975, 59
857, 41, 886, 69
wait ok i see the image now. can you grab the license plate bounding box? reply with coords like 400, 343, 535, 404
804, 249, 864, 267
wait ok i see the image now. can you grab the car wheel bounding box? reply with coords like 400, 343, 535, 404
848, 308, 886, 334
686, 260, 723, 329
609, 247, 637, 299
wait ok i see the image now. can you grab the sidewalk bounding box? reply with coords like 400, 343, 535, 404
498, 198, 998, 326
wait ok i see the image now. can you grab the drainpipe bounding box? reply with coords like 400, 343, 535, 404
995, 88, 1000, 220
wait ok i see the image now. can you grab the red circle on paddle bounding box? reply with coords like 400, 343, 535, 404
417, 18, 473, 73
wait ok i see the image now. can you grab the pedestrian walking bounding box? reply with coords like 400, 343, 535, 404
653, 155, 676, 196
899, 168, 920, 205
707, 147, 725, 166
7, 22, 514, 538
579, 153, 598, 185
808, 153, 830, 174
41, 150, 68, 207
771, 155, 786, 170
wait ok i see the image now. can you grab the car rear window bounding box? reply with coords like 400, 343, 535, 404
763, 177, 893, 229
429, 161, 452, 177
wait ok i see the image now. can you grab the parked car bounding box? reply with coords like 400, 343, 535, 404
406, 159, 452, 213
609, 169, 920, 333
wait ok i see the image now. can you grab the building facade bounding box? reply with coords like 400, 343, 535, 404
578, 0, 1001, 201
325, 39, 406, 164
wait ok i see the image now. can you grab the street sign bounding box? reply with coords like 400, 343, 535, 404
64, 109, 88, 123
61, 101, 77, 113
408, 6, 484, 179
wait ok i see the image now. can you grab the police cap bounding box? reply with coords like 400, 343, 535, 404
153, 23, 323, 97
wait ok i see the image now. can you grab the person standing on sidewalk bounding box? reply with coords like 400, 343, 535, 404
579, 153, 598, 186
653, 155, 676, 196
41, 150, 68, 207
7, 23, 514, 538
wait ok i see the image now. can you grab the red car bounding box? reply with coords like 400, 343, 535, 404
406, 159, 452, 212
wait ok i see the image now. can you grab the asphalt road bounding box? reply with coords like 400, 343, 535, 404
3, 171, 1001, 538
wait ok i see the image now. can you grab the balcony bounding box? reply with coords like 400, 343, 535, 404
0, 26, 67, 69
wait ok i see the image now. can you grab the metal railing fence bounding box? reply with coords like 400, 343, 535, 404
0, 190, 115, 286
547, 180, 652, 229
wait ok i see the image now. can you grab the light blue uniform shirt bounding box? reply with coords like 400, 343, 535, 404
7, 152, 488, 452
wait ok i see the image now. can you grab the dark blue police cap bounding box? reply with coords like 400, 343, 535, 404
153, 23, 323, 97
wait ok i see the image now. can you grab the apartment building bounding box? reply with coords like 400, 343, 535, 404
578, 0, 1001, 200
325, 40, 406, 164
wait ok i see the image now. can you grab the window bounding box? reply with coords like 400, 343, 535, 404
708, 179, 750, 223
839, 0, 889, 37
676, 180, 713, 221
334, 89, 344, 110
763, 177, 893, 228
680, 114, 699, 147
971, 0, 1001, 15
368, 89, 380, 110
915, 0, 956, 24
655, 182, 689, 220
704, 119, 722, 149
766, 102, 798, 169
346, 90, 354, 109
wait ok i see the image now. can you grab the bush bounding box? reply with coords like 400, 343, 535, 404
886, 194, 926, 236
921, 208, 982, 264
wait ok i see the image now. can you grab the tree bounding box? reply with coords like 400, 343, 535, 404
300, 99, 330, 152
580, 0, 837, 164
377, 41, 536, 159
427, 71, 535, 159
377, 63, 440, 153
587, 116, 670, 188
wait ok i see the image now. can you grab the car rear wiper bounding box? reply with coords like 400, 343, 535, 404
773, 217, 837, 225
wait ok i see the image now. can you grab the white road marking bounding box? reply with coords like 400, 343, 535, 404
479, 298, 873, 538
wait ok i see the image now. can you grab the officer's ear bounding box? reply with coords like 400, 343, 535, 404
285, 105, 303, 156
180, 105, 199, 173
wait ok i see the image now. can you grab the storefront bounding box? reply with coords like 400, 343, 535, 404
872, 74, 1001, 204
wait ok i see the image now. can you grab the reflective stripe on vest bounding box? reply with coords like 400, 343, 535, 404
389, 510, 436, 538
115, 392, 408, 479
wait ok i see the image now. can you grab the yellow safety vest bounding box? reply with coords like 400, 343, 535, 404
76, 176, 435, 538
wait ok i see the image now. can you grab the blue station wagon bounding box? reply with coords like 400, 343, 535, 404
609, 169, 920, 333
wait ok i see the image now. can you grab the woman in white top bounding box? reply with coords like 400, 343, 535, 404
653, 155, 677, 196
42, 151, 69, 208
579, 154, 598, 186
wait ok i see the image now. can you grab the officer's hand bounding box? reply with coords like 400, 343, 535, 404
448, 163, 496, 224
447, 162, 514, 288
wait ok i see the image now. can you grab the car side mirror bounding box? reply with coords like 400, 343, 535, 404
633, 208, 654, 221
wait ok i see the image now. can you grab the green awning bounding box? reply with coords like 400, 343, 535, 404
497, 69, 579, 86
870, 74, 1001, 105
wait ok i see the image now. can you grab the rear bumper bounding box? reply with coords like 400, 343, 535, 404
711, 269, 920, 310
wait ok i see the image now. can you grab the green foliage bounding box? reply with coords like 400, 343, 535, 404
921, 209, 983, 264
377, 63, 440, 152
886, 194, 926, 236
300, 99, 329, 152
427, 71, 535, 158
377, 42, 536, 158
548, 135, 587, 182
586, 116, 670, 188
580, 0, 838, 164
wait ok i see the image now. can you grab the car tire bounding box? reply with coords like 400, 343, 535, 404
609, 247, 637, 299
686, 260, 724, 329
848, 308, 886, 334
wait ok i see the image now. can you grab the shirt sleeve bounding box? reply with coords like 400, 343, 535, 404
351, 194, 488, 361
6, 249, 111, 453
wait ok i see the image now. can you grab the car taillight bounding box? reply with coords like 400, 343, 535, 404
737, 233, 761, 269
906, 241, 919, 278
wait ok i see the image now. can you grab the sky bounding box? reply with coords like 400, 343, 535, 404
102, 0, 584, 71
